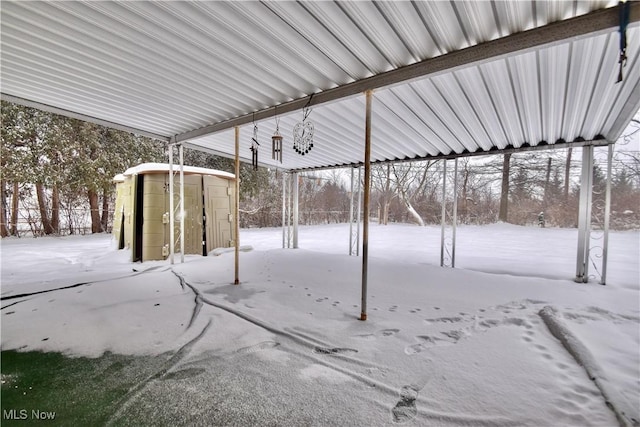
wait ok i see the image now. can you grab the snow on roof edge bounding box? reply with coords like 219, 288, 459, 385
116, 163, 235, 180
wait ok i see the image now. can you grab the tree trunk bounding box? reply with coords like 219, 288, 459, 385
382, 202, 389, 225
398, 186, 425, 226
381, 164, 391, 225
88, 189, 103, 233
51, 184, 60, 234
564, 148, 572, 202
461, 166, 469, 222
11, 182, 19, 236
67, 199, 75, 235
543, 157, 552, 210
101, 188, 109, 232
0, 180, 8, 237
499, 153, 511, 222
36, 182, 54, 235
403, 199, 425, 226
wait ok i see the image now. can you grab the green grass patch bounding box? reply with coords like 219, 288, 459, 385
1, 350, 168, 426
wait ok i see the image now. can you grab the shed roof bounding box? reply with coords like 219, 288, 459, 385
2, 1, 639, 171
119, 163, 235, 180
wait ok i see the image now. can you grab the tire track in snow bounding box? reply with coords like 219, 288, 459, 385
171, 270, 402, 395
106, 318, 213, 426
0, 266, 171, 301
171, 270, 202, 330
172, 276, 535, 426
174, 277, 512, 426
172, 271, 360, 354
1, 299, 29, 310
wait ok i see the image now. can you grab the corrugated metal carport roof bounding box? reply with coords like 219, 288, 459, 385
2, 1, 639, 171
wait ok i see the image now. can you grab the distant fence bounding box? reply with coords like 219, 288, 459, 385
240, 209, 351, 228
5, 205, 638, 238
3, 208, 115, 237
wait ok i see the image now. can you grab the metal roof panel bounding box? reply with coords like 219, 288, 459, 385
1, 0, 637, 172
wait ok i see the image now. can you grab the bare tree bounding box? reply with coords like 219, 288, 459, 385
0, 181, 7, 237
371, 163, 395, 225
499, 153, 511, 222
391, 160, 437, 226
564, 148, 573, 202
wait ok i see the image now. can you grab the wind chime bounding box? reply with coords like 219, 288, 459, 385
250, 115, 260, 170
617, 0, 630, 83
293, 95, 314, 156
272, 112, 283, 163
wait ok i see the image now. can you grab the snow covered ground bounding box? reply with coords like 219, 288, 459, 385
1, 223, 638, 426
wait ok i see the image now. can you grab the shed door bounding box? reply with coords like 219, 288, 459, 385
122, 178, 135, 256
203, 175, 234, 254
112, 182, 126, 249
164, 174, 204, 256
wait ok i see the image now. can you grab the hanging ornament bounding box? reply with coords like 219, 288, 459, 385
272, 113, 283, 163
293, 94, 314, 156
616, 0, 630, 83
250, 115, 260, 170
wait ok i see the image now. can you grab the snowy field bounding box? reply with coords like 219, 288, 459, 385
1, 223, 639, 426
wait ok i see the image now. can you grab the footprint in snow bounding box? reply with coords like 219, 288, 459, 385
392, 385, 419, 423
405, 344, 425, 355
405, 332, 461, 354
424, 316, 464, 324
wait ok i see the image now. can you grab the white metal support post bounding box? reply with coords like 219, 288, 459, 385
287, 172, 292, 248
357, 166, 362, 256
576, 145, 594, 283
452, 158, 458, 268
168, 143, 175, 264
349, 166, 361, 256
179, 143, 185, 264
440, 159, 458, 267
440, 160, 447, 267
361, 90, 372, 321
234, 127, 240, 285
349, 167, 355, 255
282, 171, 287, 249
600, 144, 613, 285
292, 171, 299, 249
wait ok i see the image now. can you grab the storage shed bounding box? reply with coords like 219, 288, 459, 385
113, 163, 235, 262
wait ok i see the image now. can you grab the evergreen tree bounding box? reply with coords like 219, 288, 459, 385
1, 101, 165, 235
